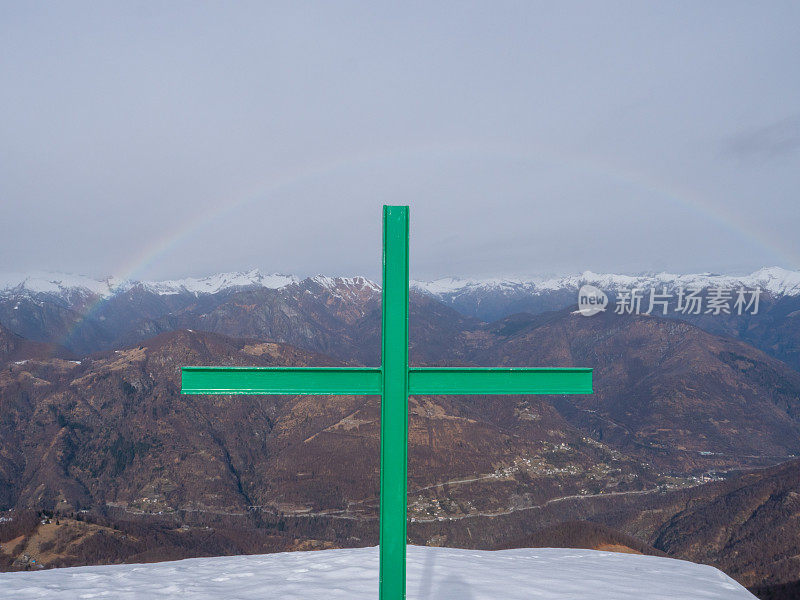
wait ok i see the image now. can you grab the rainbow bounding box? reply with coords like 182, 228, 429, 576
60, 141, 799, 349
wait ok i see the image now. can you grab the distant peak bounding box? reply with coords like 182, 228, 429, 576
0, 271, 116, 297
412, 267, 800, 297
310, 275, 381, 292
135, 271, 300, 295
0, 270, 300, 298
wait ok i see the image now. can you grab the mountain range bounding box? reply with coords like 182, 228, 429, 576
1, 267, 800, 597
3, 266, 800, 370
4, 266, 800, 300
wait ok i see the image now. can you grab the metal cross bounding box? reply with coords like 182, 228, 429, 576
181, 205, 593, 599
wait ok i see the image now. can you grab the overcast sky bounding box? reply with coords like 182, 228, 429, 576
1, 2, 798, 282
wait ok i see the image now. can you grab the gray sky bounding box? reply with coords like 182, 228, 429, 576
1, 1, 798, 282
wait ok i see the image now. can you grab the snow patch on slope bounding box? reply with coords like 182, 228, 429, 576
0, 545, 754, 600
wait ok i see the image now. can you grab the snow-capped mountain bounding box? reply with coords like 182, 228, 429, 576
0, 545, 754, 599
2, 266, 799, 301
132, 270, 300, 296
2, 267, 800, 353
411, 267, 800, 321
0, 272, 118, 300
412, 266, 800, 299
0, 269, 300, 299
0, 269, 387, 301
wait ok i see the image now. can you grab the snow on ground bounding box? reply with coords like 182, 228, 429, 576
0, 545, 755, 599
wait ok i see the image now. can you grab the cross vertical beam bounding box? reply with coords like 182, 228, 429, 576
379, 205, 409, 600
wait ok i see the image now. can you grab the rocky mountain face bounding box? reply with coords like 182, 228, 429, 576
3, 305, 799, 514
0, 327, 666, 519
1, 319, 799, 584
650, 457, 800, 591
470, 309, 800, 473
410, 456, 800, 595
0, 323, 72, 364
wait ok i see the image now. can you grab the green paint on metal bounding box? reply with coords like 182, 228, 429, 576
378, 205, 409, 599
181, 205, 593, 600
408, 367, 593, 395
181, 366, 381, 395
181, 366, 592, 397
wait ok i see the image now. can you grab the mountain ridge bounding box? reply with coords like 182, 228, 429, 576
2, 266, 799, 300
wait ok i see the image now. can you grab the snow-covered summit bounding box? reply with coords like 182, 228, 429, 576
132, 269, 299, 296
0, 545, 754, 599
0, 269, 300, 299
309, 274, 381, 293
0, 271, 116, 298
412, 266, 800, 298
0, 269, 385, 302
2, 267, 799, 302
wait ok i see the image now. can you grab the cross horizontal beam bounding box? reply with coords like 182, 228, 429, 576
409, 367, 592, 395
181, 366, 592, 396
181, 366, 382, 395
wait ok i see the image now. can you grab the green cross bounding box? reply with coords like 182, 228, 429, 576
181, 205, 592, 599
